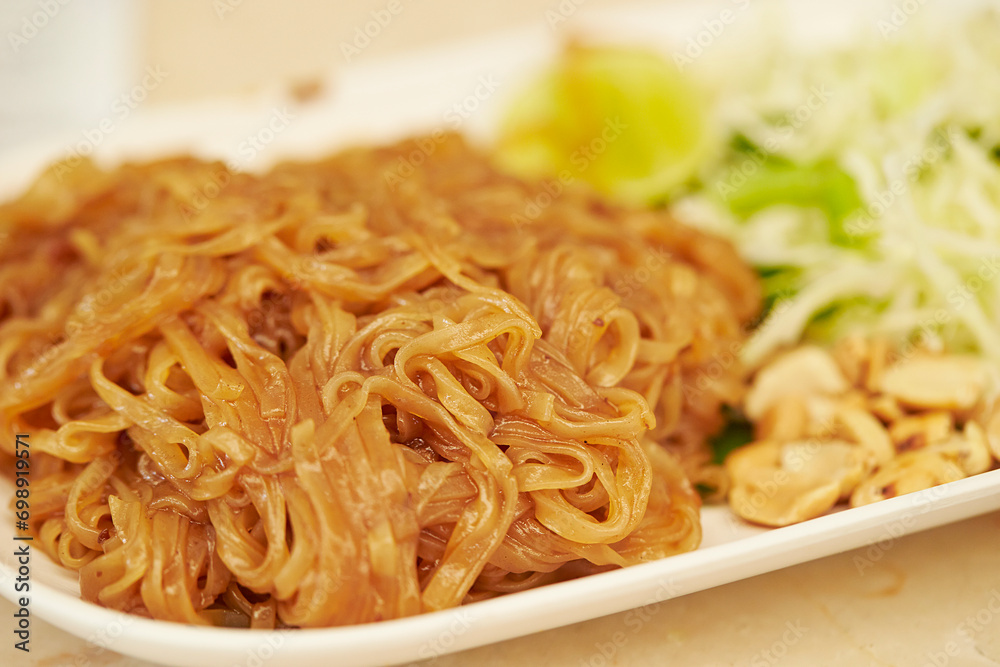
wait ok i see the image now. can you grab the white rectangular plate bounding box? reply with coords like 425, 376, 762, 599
1, 1, 998, 665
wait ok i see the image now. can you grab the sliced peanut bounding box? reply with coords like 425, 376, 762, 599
755, 395, 808, 442
832, 334, 869, 386
964, 421, 993, 474
868, 394, 904, 423
850, 450, 966, 507
864, 338, 890, 393
878, 356, 987, 412
836, 405, 895, 465
745, 346, 850, 421
842, 389, 870, 410
986, 411, 1000, 462
727, 438, 871, 527
803, 395, 839, 433
932, 421, 992, 475
779, 439, 873, 496
888, 412, 953, 452
736, 341, 999, 524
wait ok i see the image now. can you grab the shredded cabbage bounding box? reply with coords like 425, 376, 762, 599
679, 8, 1000, 365
498, 8, 1000, 366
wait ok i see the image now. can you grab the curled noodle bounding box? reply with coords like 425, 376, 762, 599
0, 135, 759, 627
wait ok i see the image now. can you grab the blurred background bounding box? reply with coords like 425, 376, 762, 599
0, 0, 629, 149
144, 0, 626, 102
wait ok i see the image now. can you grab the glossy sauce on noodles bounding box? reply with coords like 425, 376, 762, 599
0, 135, 759, 627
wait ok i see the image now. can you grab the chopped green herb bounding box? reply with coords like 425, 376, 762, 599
708, 409, 754, 465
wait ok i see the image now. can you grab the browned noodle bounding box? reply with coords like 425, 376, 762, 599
0, 134, 759, 627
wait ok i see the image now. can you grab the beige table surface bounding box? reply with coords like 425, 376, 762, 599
5, 1, 1000, 665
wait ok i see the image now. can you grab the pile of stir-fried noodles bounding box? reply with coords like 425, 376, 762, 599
0, 134, 758, 627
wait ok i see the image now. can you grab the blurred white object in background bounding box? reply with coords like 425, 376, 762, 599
0, 0, 141, 150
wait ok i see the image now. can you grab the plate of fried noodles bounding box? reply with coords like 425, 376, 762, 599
3, 1, 1000, 665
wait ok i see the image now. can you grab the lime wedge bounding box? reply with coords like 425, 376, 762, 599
496, 44, 709, 204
